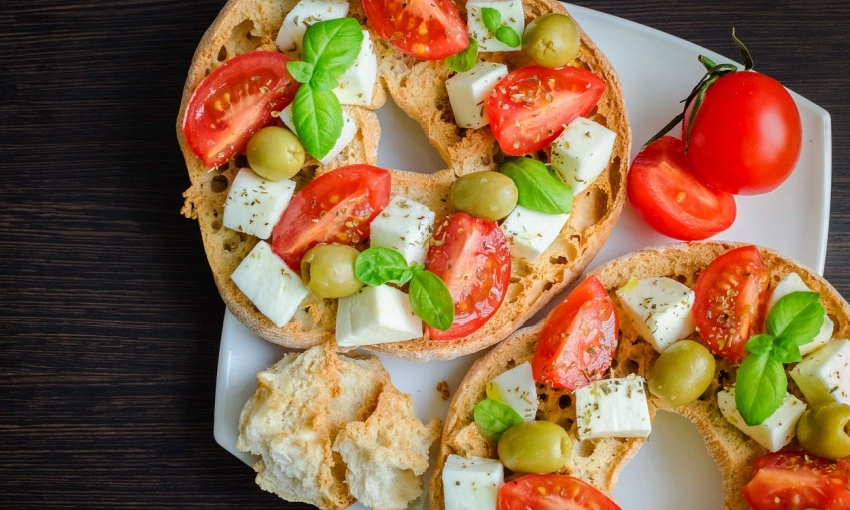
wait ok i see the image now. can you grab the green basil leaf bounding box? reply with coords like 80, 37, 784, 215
473, 398, 523, 442
744, 334, 774, 356
409, 270, 455, 331
302, 18, 364, 75
480, 7, 502, 32
767, 291, 825, 346
354, 247, 413, 286
286, 61, 314, 84
735, 352, 787, 426
310, 67, 339, 92
495, 26, 520, 48
410, 264, 425, 276
770, 336, 803, 364
500, 157, 573, 214
292, 84, 343, 159
445, 37, 478, 73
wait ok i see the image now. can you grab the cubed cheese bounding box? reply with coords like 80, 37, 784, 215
615, 277, 696, 353
231, 241, 308, 327
280, 104, 356, 165
446, 62, 508, 129
486, 362, 538, 423
333, 29, 377, 107
466, 0, 525, 52
499, 205, 570, 263
767, 272, 834, 356
575, 375, 652, 440
717, 386, 806, 452
369, 196, 435, 265
550, 117, 617, 195
222, 168, 296, 239
275, 0, 349, 57
335, 285, 422, 347
442, 454, 503, 510
790, 339, 850, 406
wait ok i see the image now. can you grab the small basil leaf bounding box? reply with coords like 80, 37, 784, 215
744, 334, 774, 356
480, 7, 501, 32
410, 264, 426, 276
302, 18, 364, 75
495, 26, 520, 48
770, 336, 803, 364
500, 157, 573, 214
767, 291, 825, 346
354, 247, 413, 286
735, 352, 787, 426
409, 270, 455, 331
310, 67, 339, 92
473, 398, 522, 442
292, 84, 343, 159
287, 61, 314, 84
445, 37, 478, 73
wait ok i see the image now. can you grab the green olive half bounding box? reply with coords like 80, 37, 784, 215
450, 171, 518, 221
797, 402, 850, 459
246, 126, 305, 181
522, 14, 580, 68
497, 421, 571, 474
648, 340, 716, 406
300, 244, 363, 299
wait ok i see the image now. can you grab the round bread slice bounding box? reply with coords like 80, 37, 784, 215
176, 0, 631, 360
430, 241, 850, 509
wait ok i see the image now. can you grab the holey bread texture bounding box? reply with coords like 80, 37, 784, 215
430, 242, 850, 510
177, 0, 631, 360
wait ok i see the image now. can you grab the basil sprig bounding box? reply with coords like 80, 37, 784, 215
735, 291, 824, 426
500, 157, 573, 214
445, 37, 478, 73
354, 247, 455, 331
480, 7, 521, 48
285, 18, 364, 159
474, 398, 523, 441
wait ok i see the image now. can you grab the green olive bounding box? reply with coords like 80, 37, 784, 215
246, 126, 305, 181
300, 244, 363, 299
648, 340, 716, 406
497, 421, 571, 474
522, 14, 580, 68
450, 171, 518, 221
797, 402, 850, 459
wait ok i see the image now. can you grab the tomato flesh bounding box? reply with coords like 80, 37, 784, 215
532, 276, 619, 390
628, 136, 736, 240
693, 245, 769, 362
499, 474, 621, 510
743, 451, 850, 510
487, 65, 606, 156
361, 0, 468, 59
425, 212, 511, 341
271, 165, 391, 272
182, 51, 299, 168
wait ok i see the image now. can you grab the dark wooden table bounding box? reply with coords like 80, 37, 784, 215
1, 0, 848, 508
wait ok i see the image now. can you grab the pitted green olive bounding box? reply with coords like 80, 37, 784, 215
797, 402, 850, 460
450, 171, 518, 221
300, 244, 363, 298
648, 340, 716, 406
246, 126, 305, 181
497, 421, 571, 474
522, 14, 580, 68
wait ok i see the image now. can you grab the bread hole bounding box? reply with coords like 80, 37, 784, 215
610, 358, 618, 369
675, 274, 687, 284
549, 255, 569, 265
543, 281, 555, 293
562, 418, 574, 430
772, 273, 781, 284
217, 45, 228, 62
718, 369, 730, 386
211, 175, 229, 193
538, 392, 548, 402
234, 154, 249, 168
558, 394, 572, 409
223, 241, 237, 252
626, 359, 639, 374
211, 219, 223, 231
228, 19, 263, 54
577, 440, 596, 457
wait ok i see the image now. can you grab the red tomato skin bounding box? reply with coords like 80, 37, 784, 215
361, 0, 468, 59
499, 474, 621, 510
270, 165, 391, 272
628, 136, 736, 240
487, 65, 606, 156
684, 71, 802, 195
425, 213, 511, 341
182, 51, 299, 168
743, 451, 850, 510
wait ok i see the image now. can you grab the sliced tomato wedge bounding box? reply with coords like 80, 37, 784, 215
693, 245, 769, 362
499, 474, 621, 510
487, 65, 606, 156
270, 165, 391, 272
361, 0, 468, 60
425, 212, 511, 341
743, 451, 850, 510
532, 276, 619, 390
628, 136, 736, 240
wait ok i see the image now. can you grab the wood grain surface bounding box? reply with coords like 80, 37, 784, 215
1, 0, 848, 508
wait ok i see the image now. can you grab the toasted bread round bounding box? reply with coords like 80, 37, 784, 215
430, 241, 850, 509
176, 0, 631, 360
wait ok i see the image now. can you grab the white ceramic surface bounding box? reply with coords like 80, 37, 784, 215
213, 4, 832, 509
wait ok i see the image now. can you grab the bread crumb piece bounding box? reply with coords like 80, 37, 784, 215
436, 381, 450, 400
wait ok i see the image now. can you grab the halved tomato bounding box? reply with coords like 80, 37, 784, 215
532, 276, 619, 390
182, 51, 299, 168
743, 451, 850, 510
500, 474, 621, 510
487, 65, 606, 156
361, 0, 468, 60
425, 212, 511, 341
693, 245, 769, 362
271, 165, 391, 272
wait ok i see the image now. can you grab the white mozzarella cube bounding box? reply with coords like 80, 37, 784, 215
790, 339, 850, 406
717, 386, 806, 452
615, 277, 696, 353
767, 272, 833, 356
231, 241, 308, 327
466, 0, 525, 52
275, 0, 350, 57
575, 375, 652, 440
442, 454, 503, 510
333, 30, 377, 107
222, 169, 295, 239
280, 104, 356, 165
369, 196, 436, 265
446, 62, 508, 129
550, 117, 617, 195
335, 285, 422, 347
486, 362, 538, 423
500, 205, 570, 263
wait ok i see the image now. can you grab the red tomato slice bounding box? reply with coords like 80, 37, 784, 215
628, 136, 736, 240
499, 474, 621, 510
532, 276, 619, 390
692, 245, 769, 362
361, 0, 468, 60
425, 212, 511, 340
743, 451, 850, 510
270, 165, 391, 272
487, 65, 606, 156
